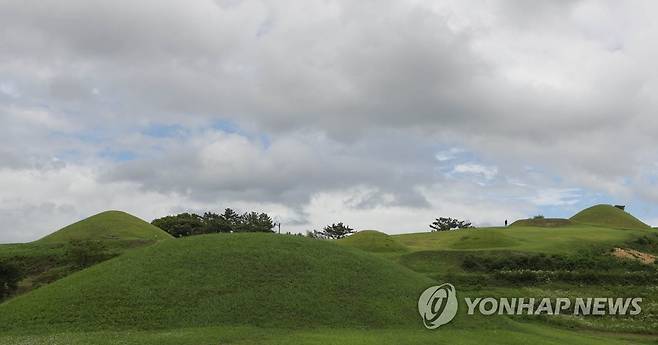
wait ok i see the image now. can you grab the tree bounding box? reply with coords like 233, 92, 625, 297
0, 261, 20, 300
312, 222, 355, 239
222, 208, 240, 226
152, 213, 204, 237
202, 212, 232, 233
151, 208, 276, 237
239, 212, 275, 232
429, 217, 472, 232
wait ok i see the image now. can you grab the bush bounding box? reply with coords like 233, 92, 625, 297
0, 261, 21, 300
492, 270, 658, 286
462, 251, 651, 273
65, 240, 113, 269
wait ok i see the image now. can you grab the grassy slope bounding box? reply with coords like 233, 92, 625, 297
3, 207, 657, 344
0, 233, 433, 332
570, 204, 650, 230
337, 230, 409, 253
0, 211, 172, 299
37, 210, 172, 243
510, 218, 573, 227
392, 224, 652, 254
1, 323, 654, 345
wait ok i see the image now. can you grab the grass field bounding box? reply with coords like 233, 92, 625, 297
1, 205, 657, 344
1, 323, 655, 345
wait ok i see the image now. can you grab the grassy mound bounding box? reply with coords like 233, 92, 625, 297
510, 218, 573, 227
37, 211, 172, 243
0, 233, 433, 332
338, 230, 408, 253
570, 204, 650, 230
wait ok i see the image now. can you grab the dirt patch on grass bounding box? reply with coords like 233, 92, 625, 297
612, 247, 656, 264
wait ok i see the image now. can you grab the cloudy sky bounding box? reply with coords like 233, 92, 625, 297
2, 0, 658, 242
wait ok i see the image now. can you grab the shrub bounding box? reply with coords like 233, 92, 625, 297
65, 240, 113, 269
0, 261, 21, 300
462, 251, 652, 273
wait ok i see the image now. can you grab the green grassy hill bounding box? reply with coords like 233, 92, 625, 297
510, 218, 573, 227
393, 224, 651, 254
0, 211, 172, 301
37, 211, 172, 243
338, 230, 408, 253
0, 233, 433, 332
2, 205, 657, 344
570, 204, 650, 230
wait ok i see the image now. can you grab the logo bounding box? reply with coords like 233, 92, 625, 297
418, 283, 458, 329
417, 283, 643, 329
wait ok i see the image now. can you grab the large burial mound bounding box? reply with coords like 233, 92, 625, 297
0, 233, 432, 332
338, 230, 409, 253
510, 218, 573, 227
570, 204, 650, 230
37, 210, 172, 243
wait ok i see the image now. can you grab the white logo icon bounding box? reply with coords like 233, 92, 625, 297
418, 283, 458, 329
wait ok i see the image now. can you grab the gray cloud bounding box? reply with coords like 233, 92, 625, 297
101, 129, 436, 208
3, 0, 658, 241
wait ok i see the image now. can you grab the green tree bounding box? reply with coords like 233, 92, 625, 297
313, 222, 355, 239
429, 217, 472, 231
152, 208, 276, 236
202, 212, 232, 233
152, 213, 204, 237
239, 212, 275, 232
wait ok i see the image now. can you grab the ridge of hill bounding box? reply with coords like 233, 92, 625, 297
0, 233, 432, 332
570, 204, 650, 230
338, 230, 409, 253
37, 211, 172, 243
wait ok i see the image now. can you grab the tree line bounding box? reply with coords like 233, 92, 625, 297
151, 208, 275, 237
152, 207, 474, 239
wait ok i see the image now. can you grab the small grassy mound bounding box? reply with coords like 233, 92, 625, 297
37, 211, 172, 243
0, 233, 433, 332
570, 204, 650, 230
338, 230, 408, 253
510, 218, 573, 227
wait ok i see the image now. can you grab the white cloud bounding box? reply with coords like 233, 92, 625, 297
452, 163, 499, 180
3, 1, 658, 240
526, 188, 582, 207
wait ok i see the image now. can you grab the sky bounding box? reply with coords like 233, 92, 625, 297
2, 0, 658, 243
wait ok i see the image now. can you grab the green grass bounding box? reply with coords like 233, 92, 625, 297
37, 210, 172, 243
3, 205, 658, 344
392, 224, 653, 254
570, 204, 650, 230
337, 230, 409, 253
0, 233, 433, 332
510, 218, 573, 227
0, 210, 171, 300
1, 322, 655, 345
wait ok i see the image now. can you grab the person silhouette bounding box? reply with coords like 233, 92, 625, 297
505, 219, 508, 227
